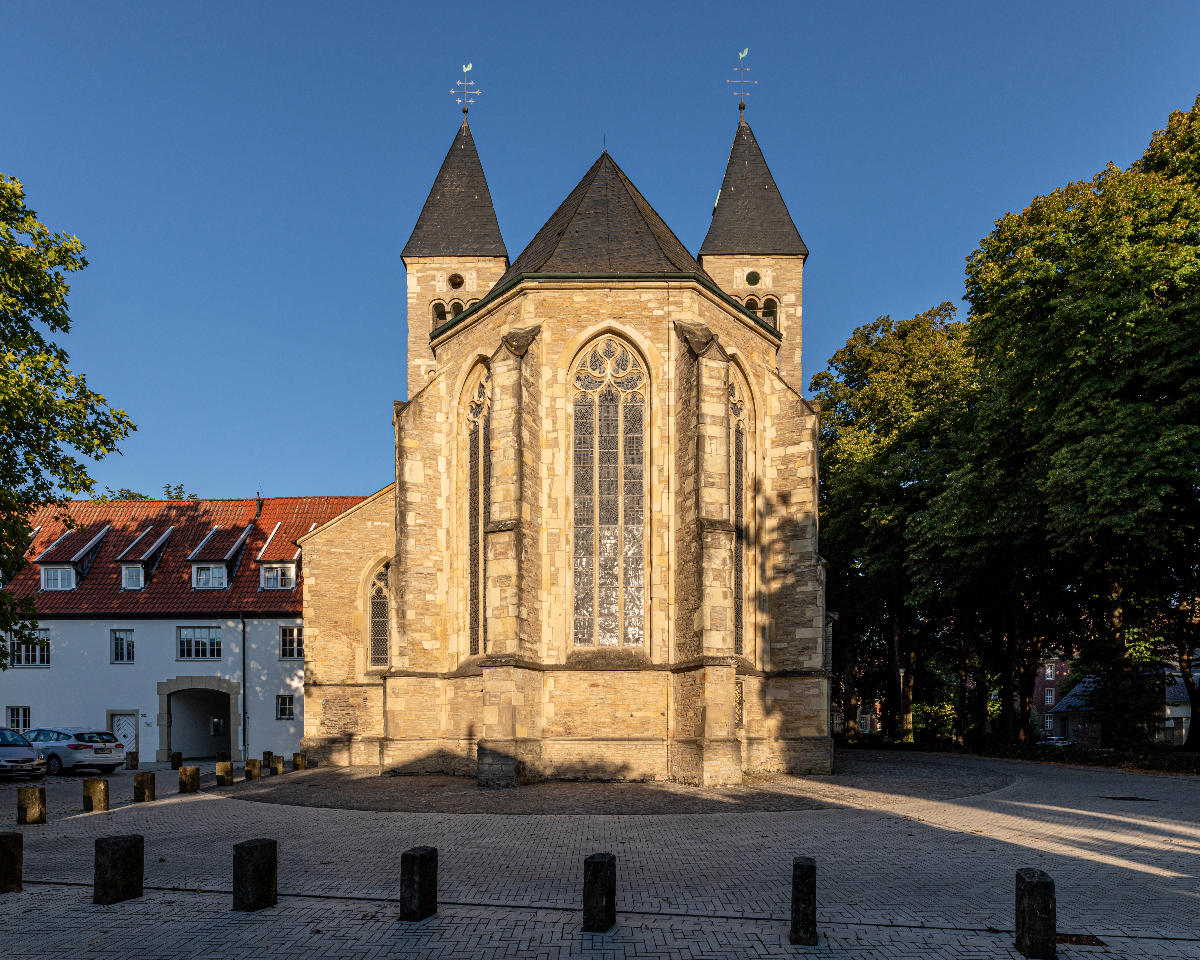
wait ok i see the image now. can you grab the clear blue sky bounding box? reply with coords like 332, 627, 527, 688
5, 2, 1198, 498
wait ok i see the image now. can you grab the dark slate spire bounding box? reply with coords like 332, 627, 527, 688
496, 152, 705, 286
402, 119, 508, 259
699, 117, 807, 257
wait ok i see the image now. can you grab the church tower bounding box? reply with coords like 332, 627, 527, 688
699, 108, 808, 387
401, 118, 508, 389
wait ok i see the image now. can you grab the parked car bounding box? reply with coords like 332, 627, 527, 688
0, 728, 46, 779
24, 727, 125, 775
1037, 736, 1074, 747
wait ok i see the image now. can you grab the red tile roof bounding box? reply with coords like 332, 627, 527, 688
36, 525, 110, 563
8, 496, 366, 617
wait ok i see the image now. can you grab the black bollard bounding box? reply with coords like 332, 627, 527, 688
789, 856, 818, 945
1015, 868, 1056, 959
83, 778, 109, 813
94, 835, 144, 904
398, 846, 438, 921
133, 771, 156, 803
261, 751, 274, 775
17, 786, 46, 825
582, 852, 616, 933
170, 751, 182, 770
0, 833, 22, 894
233, 838, 278, 911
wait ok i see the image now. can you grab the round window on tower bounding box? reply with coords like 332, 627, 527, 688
745, 270, 761, 286
448, 273, 465, 290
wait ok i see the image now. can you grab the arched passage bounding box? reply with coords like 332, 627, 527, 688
156, 675, 242, 761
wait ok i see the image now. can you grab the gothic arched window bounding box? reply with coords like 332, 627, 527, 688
465, 369, 491, 656
572, 337, 646, 647
369, 567, 389, 666
729, 374, 750, 657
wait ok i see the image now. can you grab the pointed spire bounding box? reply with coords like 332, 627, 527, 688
402, 119, 508, 259
699, 117, 807, 257
497, 153, 703, 285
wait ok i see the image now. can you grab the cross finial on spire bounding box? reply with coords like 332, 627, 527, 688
726, 48, 757, 114
451, 62, 481, 115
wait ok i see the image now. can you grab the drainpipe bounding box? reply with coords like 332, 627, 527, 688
240, 616, 248, 761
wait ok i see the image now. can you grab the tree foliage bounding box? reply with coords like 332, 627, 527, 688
0, 174, 134, 667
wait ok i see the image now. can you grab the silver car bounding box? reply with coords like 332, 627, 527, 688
0, 728, 46, 779
24, 727, 125, 775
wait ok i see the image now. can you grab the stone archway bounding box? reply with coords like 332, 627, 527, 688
156, 675, 242, 762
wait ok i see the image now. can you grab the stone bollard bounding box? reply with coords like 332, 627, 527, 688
261, 751, 274, 775
582, 852, 616, 933
17, 786, 46, 825
83, 778, 110, 813
232, 838, 278, 911
269, 755, 284, 776
170, 751, 183, 770
94, 834, 144, 904
0, 832, 22, 894
292, 752, 307, 771
133, 771, 156, 803
178, 766, 200, 794
244, 758, 261, 781
789, 856, 818, 945
1015, 868, 1056, 959
398, 846, 438, 921
217, 751, 229, 763
215, 761, 234, 786
125, 750, 139, 770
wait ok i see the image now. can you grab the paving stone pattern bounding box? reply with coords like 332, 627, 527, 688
2, 751, 1198, 958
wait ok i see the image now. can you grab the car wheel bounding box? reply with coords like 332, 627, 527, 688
45, 754, 63, 776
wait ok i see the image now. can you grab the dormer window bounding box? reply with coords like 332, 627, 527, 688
122, 565, 144, 591
192, 564, 228, 589
40, 566, 75, 591
261, 564, 296, 590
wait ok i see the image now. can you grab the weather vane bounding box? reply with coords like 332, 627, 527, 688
727, 48, 757, 113
451, 62, 481, 115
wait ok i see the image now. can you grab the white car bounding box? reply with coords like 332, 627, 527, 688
24, 727, 126, 775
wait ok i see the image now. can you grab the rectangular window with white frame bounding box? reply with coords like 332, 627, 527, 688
1045, 663, 1055, 679
40, 566, 74, 591
10, 629, 50, 667
192, 564, 228, 589
261, 564, 296, 590
279, 626, 303, 660
7, 706, 31, 732
111, 629, 135, 663
177, 626, 221, 660
1045, 689, 1055, 705
122, 565, 144, 590
276, 695, 294, 720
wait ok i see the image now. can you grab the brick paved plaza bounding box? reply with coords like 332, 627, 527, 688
2, 751, 1198, 958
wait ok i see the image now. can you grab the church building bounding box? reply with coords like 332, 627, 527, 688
299, 106, 831, 785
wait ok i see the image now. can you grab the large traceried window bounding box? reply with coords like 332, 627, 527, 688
729, 373, 750, 657
466, 369, 491, 656
572, 337, 646, 647
369, 568, 389, 666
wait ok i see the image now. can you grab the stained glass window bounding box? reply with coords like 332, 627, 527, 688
369, 568, 389, 666
467, 373, 491, 656
572, 338, 646, 647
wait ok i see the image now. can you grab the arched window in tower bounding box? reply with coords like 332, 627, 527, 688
369, 567, 389, 666
450, 300, 465, 318
761, 297, 778, 326
572, 337, 646, 647
744, 297, 760, 316
465, 369, 491, 656
729, 373, 750, 657
432, 302, 447, 326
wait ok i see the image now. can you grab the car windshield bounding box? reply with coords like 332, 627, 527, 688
76, 732, 119, 744
0, 729, 31, 747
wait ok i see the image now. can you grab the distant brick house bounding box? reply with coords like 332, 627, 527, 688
1049, 674, 1194, 746
1033, 658, 1072, 736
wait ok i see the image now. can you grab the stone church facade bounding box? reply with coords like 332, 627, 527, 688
300, 111, 831, 785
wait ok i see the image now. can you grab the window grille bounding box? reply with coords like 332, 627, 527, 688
572, 338, 646, 647
735, 679, 745, 726
466, 372, 490, 656
369, 569, 389, 666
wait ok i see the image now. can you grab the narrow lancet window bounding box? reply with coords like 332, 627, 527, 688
572, 338, 646, 647
369, 568, 389, 666
729, 377, 748, 657
466, 371, 491, 656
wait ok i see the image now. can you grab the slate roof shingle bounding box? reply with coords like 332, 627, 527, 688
8, 496, 364, 616
699, 117, 808, 257
401, 119, 508, 259
495, 152, 709, 287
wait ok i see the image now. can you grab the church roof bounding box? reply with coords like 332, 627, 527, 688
699, 116, 808, 257
402, 119, 508, 259
495, 152, 706, 286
